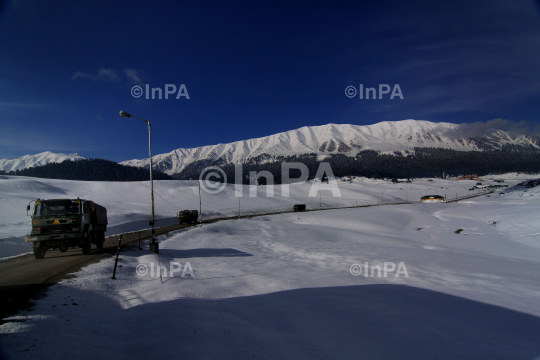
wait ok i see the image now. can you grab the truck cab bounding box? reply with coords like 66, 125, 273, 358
26, 198, 107, 259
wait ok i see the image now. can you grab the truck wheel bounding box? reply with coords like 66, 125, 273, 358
82, 232, 92, 255
96, 232, 104, 250
33, 243, 46, 259
82, 239, 91, 254
59, 243, 69, 252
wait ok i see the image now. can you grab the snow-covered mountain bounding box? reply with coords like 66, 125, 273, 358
0, 151, 84, 172
121, 120, 540, 176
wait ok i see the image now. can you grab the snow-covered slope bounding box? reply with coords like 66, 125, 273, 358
0, 151, 84, 172
2, 177, 540, 358
3, 173, 537, 259
121, 120, 540, 175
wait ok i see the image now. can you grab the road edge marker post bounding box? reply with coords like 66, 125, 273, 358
112, 235, 123, 279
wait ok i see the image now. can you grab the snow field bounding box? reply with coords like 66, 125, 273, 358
1, 180, 540, 358
3, 174, 527, 259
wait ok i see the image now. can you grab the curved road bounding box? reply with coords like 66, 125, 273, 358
0, 222, 194, 322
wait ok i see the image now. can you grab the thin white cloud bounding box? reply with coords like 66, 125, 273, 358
71, 68, 120, 82
124, 68, 143, 84
444, 119, 532, 138
71, 68, 145, 84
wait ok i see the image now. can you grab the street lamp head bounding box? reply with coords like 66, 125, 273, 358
119, 110, 132, 118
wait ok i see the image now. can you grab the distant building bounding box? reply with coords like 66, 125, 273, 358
421, 195, 445, 203
457, 175, 482, 181
392, 178, 411, 183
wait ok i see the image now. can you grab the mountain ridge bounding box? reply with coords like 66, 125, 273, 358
0, 151, 84, 172
3, 120, 539, 176
120, 120, 540, 175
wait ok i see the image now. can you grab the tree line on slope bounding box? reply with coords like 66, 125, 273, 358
176, 148, 540, 183
0, 158, 174, 181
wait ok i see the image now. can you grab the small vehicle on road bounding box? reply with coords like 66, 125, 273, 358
293, 204, 306, 212
177, 210, 198, 224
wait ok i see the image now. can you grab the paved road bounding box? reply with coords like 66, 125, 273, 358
0, 222, 194, 322
0, 223, 194, 287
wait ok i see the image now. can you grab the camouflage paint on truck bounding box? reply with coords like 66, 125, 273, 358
26, 198, 108, 259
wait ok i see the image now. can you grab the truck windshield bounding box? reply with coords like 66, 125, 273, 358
34, 200, 80, 216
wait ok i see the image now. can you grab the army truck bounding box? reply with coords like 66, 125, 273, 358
177, 210, 198, 224
26, 198, 108, 259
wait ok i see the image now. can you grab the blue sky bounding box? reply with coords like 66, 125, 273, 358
1, 0, 540, 162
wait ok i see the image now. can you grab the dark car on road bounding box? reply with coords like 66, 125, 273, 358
177, 210, 199, 224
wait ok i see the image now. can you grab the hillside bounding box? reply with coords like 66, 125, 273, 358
0, 151, 84, 172
2, 174, 540, 358
120, 120, 540, 176
1, 158, 174, 181
4, 120, 540, 181
175, 148, 540, 183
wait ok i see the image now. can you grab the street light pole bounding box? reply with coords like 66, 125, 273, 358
198, 180, 202, 225
119, 110, 159, 253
